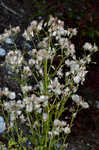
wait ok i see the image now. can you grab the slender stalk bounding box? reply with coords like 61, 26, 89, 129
44, 105, 50, 150
43, 58, 48, 94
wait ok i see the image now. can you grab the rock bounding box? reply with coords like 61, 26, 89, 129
0, 48, 6, 56
5, 38, 13, 44
24, 42, 32, 49
96, 101, 99, 109
57, 143, 62, 149
0, 116, 6, 133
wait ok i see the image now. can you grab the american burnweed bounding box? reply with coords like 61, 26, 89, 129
0, 15, 98, 150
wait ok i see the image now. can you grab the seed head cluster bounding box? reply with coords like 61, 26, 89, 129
0, 15, 98, 138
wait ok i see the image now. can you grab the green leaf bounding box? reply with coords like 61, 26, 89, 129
95, 30, 99, 36
89, 31, 94, 39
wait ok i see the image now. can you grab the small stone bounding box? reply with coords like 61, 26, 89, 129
76, 16, 81, 20
57, 143, 62, 149
68, 8, 72, 11
5, 38, 13, 44
96, 101, 99, 109
0, 48, 6, 56
0, 116, 6, 133
24, 42, 32, 48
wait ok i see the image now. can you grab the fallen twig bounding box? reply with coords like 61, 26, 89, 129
0, 0, 23, 18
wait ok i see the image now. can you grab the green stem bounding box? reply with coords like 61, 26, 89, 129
44, 105, 50, 150
49, 55, 67, 79
43, 59, 48, 94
